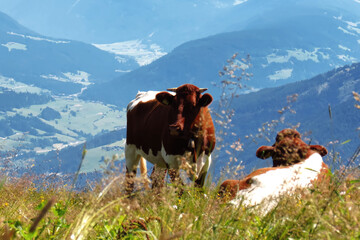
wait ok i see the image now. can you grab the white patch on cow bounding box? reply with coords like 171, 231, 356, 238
127, 91, 158, 111
125, 143, 191, 169
127, 90, 176, 111
125, 143, 210, 180
160, 144, 189, 169
229, 153, 324, 214
125, 143, 166, 170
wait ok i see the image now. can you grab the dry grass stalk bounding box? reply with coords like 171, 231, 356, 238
29, 196, 56, 233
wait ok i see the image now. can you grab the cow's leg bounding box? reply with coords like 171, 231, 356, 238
139, 157, 150, 190
150, 165, 167, 189
194, 154, 212, 188
125, 144, 141, 194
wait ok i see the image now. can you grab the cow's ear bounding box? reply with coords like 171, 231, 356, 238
199, 93, 213, 107
256, 146, 274, 159
156, 92, 174, 105
310, 145, 328, 157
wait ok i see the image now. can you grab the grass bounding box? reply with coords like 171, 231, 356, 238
0, 166, 359, 239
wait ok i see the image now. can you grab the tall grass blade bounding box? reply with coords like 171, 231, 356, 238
29, 197, 55, 233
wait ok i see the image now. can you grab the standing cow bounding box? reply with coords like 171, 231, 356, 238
125, 84, 216, 193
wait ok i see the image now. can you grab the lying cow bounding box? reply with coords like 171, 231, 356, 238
219, 129, 329, 213
256, 128, 328, 167
125, 84, 216, 193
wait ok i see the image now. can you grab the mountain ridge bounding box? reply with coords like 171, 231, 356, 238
82, 11, 360, 106
213, 62, 360, 176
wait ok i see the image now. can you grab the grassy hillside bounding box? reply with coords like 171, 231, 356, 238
0, 165, 360, 239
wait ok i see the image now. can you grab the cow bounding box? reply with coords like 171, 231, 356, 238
219, 129, 329, 214
125, 84, 216, 193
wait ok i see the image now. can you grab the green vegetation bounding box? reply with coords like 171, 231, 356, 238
0, 168, 360, 239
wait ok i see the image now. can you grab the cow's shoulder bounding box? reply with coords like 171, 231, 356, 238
127, 91, 159, 111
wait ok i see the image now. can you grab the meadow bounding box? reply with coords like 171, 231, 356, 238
0, 160, 360, 239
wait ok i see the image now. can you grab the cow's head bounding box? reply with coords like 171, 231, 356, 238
256, 129, 328, 167
155, 84, 213, 137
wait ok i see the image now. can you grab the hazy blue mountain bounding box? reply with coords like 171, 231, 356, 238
82, 4, 360, 106
0, 11, 137, 95
212, 62, 360, 178
1, 0, 360, 52
0, 12, 132, 174
0, 0, 245, 50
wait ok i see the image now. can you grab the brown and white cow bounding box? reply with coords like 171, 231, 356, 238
219, 129, 329, 213
125, 84, 216, 193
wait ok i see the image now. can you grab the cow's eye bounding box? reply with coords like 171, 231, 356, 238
246, 178, 253, 184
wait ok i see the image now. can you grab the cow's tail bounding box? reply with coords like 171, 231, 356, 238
139, 157, 150, 189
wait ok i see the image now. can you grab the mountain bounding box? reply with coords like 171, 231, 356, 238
0, 0, 248, 50
82, 2, 360, 106
212, 62, 360, 178
0, 12, 133, 174
1, 0, 360, 52
0, 11, 138, 95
